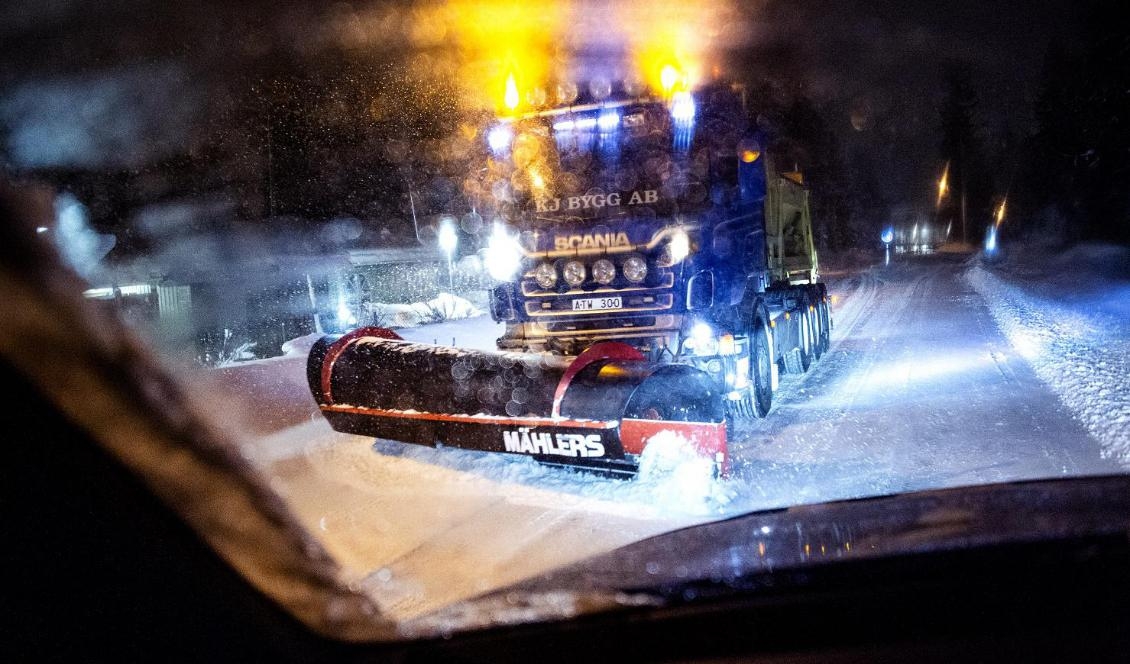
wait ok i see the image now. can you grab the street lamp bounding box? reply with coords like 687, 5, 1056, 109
438, 219, 458, 291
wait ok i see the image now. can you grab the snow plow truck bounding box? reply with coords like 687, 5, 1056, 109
308, 81, 830, 478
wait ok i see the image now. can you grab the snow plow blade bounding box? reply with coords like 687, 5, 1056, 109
308, 327, 728, 477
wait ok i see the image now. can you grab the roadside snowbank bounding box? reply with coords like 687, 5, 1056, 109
367, 292, 481, 328
277, 292, 484, 358
966, 244, 1130, 465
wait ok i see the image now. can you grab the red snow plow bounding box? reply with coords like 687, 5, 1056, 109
307, 327, 728, 477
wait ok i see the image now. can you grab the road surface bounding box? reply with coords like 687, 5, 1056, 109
216, 251, 1119, 624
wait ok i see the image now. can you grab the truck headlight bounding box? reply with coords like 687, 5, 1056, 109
534, 262, 557, 289
592, 258, 615, 285
658, 229, 690, 267
686, 321, 718, 356
562, 260, 586, 286
485, 224, 521, 281
622, 255, 648, 283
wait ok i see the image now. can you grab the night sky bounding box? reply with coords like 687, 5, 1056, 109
0, 0, 1098, 238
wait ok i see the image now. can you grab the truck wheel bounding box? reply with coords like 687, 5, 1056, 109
751, 322, 773, 417
783, 307, 814, 374
724, 321, 773, 420
799, 308, 815, 371
809, 303, 824, 361
817, 300, 831, 356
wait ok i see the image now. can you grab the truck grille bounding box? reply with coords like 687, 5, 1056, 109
544, 316, 658, 333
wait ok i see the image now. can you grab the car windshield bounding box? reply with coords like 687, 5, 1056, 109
2, 0, 1128, 641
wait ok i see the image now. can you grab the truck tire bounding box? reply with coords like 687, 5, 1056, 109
783, 304, 815, 374
751, 322, 773, 417
723, 320, 774, 420
817, 300, 831, 356
809, 303, 824, 361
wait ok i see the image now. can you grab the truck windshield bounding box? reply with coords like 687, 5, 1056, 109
494, 92, 743, 226
3, 0, 1128, 650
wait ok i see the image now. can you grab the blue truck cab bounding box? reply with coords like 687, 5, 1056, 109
485, 82, 830, 418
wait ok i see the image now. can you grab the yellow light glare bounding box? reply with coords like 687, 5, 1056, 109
504, 73, 520, 111
741, 150, 761, 163
660, 64, 679, 92
936, 161, 950, 207
995, 198, 1007, 227
529, 167, 545, 190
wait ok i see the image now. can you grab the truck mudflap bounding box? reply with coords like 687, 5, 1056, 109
308, 327, 728, 477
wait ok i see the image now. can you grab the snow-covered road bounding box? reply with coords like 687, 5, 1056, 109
214, 251, 1121, 624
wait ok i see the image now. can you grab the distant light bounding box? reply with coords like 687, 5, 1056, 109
985, 224, 998, 254
597, 111, 620, 132
36, 226, 48, 234
995, 198, 1007, 227
574, 117, 596, 131
552, 119, 575, 132
671, 92, 696, 123
438, 219, 457, 255
936, 161, 950, 207
83, 284, 152, 299
487, 125, 512, 153
880, 227, 894, 244
741, 150, 760, 163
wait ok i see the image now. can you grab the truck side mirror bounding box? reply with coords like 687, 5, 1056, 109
489, 283, 517, 322
687, 271, 714, 310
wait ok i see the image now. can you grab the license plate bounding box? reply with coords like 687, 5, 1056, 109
572, 296, 622, 311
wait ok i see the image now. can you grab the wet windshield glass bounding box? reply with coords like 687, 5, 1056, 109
2, 0, 1127, 640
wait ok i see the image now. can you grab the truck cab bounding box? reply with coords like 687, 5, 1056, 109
485, 82, 830, 418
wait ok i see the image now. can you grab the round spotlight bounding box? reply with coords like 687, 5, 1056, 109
562, 260, 586, 287
534, 262, 557, 289
592, 259, 616, 285
622, 255, 648, 283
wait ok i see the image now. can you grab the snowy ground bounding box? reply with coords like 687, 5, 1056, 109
212, 248, 1126, 625
965, 243, 1130, 464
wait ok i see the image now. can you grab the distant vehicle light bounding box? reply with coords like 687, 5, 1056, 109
623, 255, 648, 283
881, 227, 894, 244
592, 258, 616, 284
